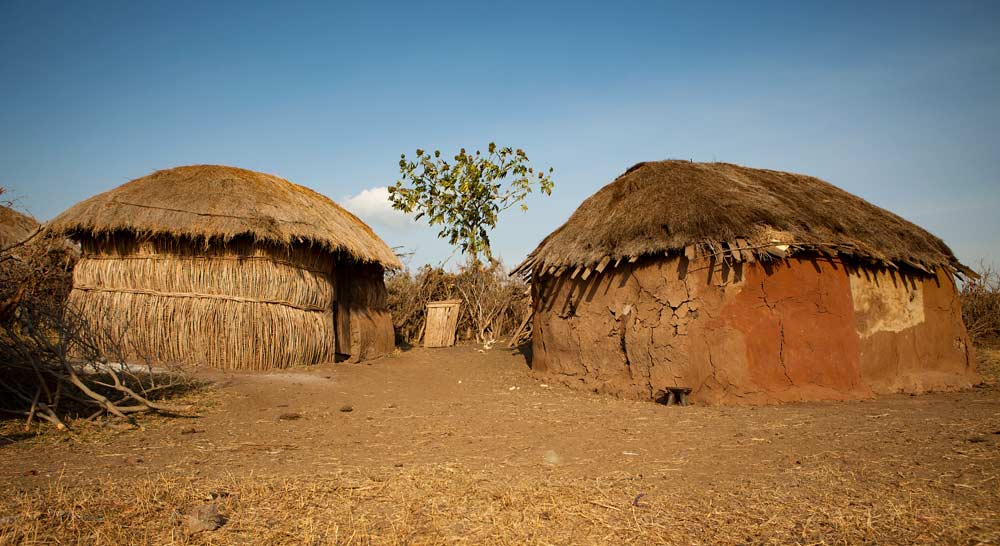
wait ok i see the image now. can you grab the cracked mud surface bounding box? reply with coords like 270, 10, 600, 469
531, 255, 977, 404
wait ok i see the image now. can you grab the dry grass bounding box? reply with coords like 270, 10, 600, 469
387, 262, 529, 345
0, 204, 39, 250
69, 236, 338, 371
962, 263, 1000, 344
75, 238, 336, 310
44, 164, 401, 268
515, 160, 970, 278
2, 461, 997, 546
978, 344, 1000, 383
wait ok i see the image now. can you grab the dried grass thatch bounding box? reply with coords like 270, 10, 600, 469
68, 238, 337, 370
46, 165, 401, 268
44, 165, 399, 370
0, 205, 40, 250
513, 161, 971, 279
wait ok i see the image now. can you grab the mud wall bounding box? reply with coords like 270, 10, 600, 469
531, 256, 978, 405
336, 263, 395, 362
849, 267, 975, 394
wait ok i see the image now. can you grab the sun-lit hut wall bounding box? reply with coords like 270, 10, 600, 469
69, 235, 337, 370
47, 165, 402, 370
513, 161, 979, 405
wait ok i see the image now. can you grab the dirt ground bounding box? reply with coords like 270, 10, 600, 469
2, 345, 999, 545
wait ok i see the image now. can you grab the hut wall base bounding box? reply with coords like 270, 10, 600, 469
531, 256, 979, 405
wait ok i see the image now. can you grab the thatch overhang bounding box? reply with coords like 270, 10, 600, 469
513, 161, 972, 280
0, 205, 40, 250
45, 165, 402, 269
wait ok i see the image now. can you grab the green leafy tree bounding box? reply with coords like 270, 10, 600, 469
388, 143, 554, 264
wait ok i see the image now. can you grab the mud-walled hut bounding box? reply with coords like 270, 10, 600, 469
513, 161, 979, 405
46, 165, 401, 370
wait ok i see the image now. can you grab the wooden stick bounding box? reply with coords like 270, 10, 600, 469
507, 310, 534, 348
24, 387, 41, 431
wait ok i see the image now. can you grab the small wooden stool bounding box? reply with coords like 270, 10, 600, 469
654, 387, 692, 406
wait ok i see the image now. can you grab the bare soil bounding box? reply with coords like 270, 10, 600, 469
2, 345, 999, 545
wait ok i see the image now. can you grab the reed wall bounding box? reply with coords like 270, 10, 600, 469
69, 235, 337, 370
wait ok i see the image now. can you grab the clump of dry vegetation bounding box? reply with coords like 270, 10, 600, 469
960, 263, 1000, 381
961, 263, 1000, 343
0, 214, 197, 432
386, 261, 529, 346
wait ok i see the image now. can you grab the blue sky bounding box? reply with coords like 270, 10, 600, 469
2, 1, 998, 269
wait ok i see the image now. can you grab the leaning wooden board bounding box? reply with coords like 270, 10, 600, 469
424, 300, 462, 348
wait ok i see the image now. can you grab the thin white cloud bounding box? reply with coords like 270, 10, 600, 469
342, 186, 413, 229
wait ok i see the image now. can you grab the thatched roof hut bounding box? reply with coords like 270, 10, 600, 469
518, 161, 978, 405
514, 160, 971, 279
0, 205, 40, 250
47, 165, 401, 370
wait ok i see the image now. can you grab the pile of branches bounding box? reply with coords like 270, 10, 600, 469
0, 230, 193, 431
386, 261, 530, 346
961, 262, 1000, 344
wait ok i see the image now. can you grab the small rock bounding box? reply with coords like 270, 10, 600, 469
179, 503, 225, 534
339, 405, 354, 413
543, 450, 562, 465
180, 427, 204, 435
278, 412, 301, 421
968, 436, 987, 443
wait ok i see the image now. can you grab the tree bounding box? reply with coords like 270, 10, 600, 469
388, 143, 554, 264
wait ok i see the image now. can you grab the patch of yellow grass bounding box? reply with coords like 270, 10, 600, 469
2, 462, 997, 546
978, 345, 1000, 383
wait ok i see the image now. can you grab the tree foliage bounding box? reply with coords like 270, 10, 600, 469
388, 143, 554, 263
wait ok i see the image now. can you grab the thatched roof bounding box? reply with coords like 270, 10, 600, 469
514, 161, 971, 279
47, 165, 401, 268
0, 205, 40, 250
